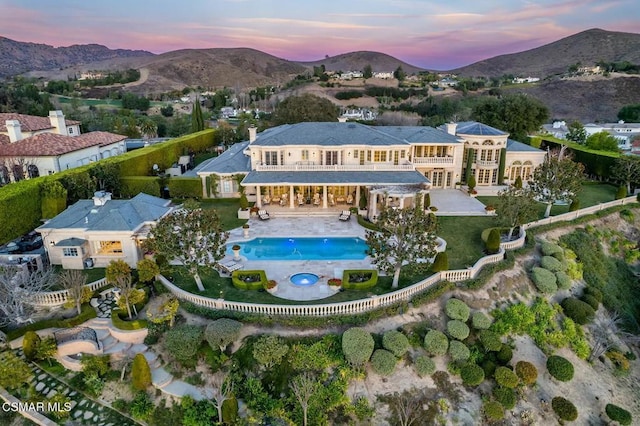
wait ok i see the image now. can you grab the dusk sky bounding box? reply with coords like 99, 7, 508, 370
1, 0, 638, 70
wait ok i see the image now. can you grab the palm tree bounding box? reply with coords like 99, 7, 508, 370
139, 119, 157, 140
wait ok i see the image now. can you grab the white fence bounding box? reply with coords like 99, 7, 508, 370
32, 278, 109, 307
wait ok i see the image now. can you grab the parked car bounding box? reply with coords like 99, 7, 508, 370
17, 232, 43, 252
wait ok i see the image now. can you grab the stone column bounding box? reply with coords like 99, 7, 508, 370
289, 185, 295, 209
323, 185, 328, 209
256, 185, 261, 208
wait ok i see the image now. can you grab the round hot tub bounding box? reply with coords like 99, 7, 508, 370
290, 273, 319, 286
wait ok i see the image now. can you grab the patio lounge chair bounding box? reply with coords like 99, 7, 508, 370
217, 261, 243, 274
339, 210, 351, 221
258, 209, 270, 220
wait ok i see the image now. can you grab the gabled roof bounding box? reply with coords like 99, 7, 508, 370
250, 122, 408, 147
38, 193, 173, 232
455, 121, 508, 136
192, 141, 251, 175
0, 131, 126, 157
506, 139, 544, 153
0, 113, 80, 132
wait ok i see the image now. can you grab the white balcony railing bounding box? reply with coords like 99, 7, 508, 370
255, 163, 415, 172
412, 156, 454, 165
476, 160, 499, 167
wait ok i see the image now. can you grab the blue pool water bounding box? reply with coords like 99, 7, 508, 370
228, 237, 369, 260
290, 273, 320, 286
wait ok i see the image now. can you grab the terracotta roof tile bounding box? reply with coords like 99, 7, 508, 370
0, 112, 80, 132
0, 131, 126, 157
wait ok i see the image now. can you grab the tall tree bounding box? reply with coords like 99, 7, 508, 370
0, 266, 56, 327
59, 269, 90, 316
585, 131, 620, 152
106, 260, 135, 319
366, 194, 438, 288
393, 66, 406, 82
191, 99, 205, 133
363, 64, 373, 79
272, 94, 339, 125
209, 371, 234, 424
472, 93, 549, 141
566, 121, 587, 144
290, 372, 318, 426
148, 207, 229, 291
611, 156, 640, 194
528, 149, 584, 218
495, 185, 538, 240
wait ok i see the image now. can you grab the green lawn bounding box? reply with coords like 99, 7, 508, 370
177, 198, 248, 231
437, 216, 497, 269
51, 266, 105, 287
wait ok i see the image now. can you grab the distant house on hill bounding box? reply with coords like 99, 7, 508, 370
0, 110, 126, 185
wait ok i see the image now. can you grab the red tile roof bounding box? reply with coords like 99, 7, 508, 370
0, 112, 80, 132
0, 131, 126, 157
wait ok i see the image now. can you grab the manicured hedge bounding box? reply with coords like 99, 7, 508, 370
479, 330, 502, 352
540, 241, 563, 257
471, 312, 492, 330
342, 327, 375, 366
342, 270, 378, 290
551, 396, 578, 421
515, 360, 538, 385
111, 308, 149, 330
461, 363, 485, 386
448, 340, 471, 361
120, 176, 202, 199
531, 267, 558, 294
560, 297, 595, 325
447, 320, 470, 341
232, 270, 268, 290
445, 298, 470, 321
605, 403, 632, 425
424, 330, 449, 356
541, 256, 564, 272
371, 349, 397, 375
494, 366, 519, 388
541, 137, 620, 179
555, 271, 572, 290
382, 330, 410, 358
493, 386, 516, 409
0, 179, 42, 244
414, 355, 436, 377
547, 355, 574, 382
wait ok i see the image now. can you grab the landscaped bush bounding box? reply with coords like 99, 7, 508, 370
22, 331, 41, 361
430, 252, 449, 272
342, 327, 375, 366
231, 270, 267, 290
252, 335, 289, 368
605, 403, 632, 425
483, 400, 504, 421
414, 355, 436, 377
555, 271, 572, 290
479, 330, 502, 352
164, 324, 203, 363
445, 298, 470, 322
583, 286, 603, 303
342, 270, 378, 290
6, 303, 97, 340
111, 309, 148, 330
447, 320, 470, 341
424, 330, 449, 356
222, 397, 239, 424
569, 199, 580, 211
461, 363, 485, 386
515, 361, 538, 385
580, 294, 600, 310
541, 255, 564, 272
552, 396, 578, 421
493, 386, 516, 409
371, 349, 397, 375
560, 297, 595, 325
530, 267, 558, 294
486, 228, 501, 255
204, 318, 243, 352
382, 330, 410, 358
448, 340, 471, 361
471, 311, 492, 330
494, 366, 519, 388
482, 359, 497, 377
547, 355, 574, 382
541, 241, 564, 257
496, 344, 513, 365
132, 353, 151, 390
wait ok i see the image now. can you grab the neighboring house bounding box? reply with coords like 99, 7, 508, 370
195, 121, 545, 216
37, 192, 174, 269
513, 77, 540, 83
0, 110, 126, 184
542, 121, 570, 139
584, 122, 640, 151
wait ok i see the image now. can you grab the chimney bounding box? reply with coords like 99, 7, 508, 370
338, 117, 347, 123
92, 191, 112, 206
248, 126, 257, 143
445, 122, 457, 136
48, 110, 68, 136
5, 120, 23, 142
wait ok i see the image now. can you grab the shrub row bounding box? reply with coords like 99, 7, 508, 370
342, 270, 378, 290
120, 176, 203, 199
231, 270, 268, 290
560, 297, 595, 325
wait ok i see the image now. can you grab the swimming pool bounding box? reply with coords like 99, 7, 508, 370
227, 237, 370, 260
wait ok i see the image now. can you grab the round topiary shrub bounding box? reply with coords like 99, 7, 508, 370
531, 267, 558, 294
431, 252, 449, 272
515, 361, 538, 385
471, 311, 492, 330
616, 185, 628, 200
342, 328, 375, 366
555, 271, 572, 290
583, 286, 603, 303
131, 353, 151, 390
580, 294, 599, 310
560, 297, 595, 325
445, 298, 470, 322
547, 355, 574, 382
496, 344, 513, 365
482, 359, 497, 377
541, 255, 564, 272
382, 330, 410, 358
447, 320, 470, 341
540, 241, 563, 257
494, 366, 519, 389
552, 396, 578, 421
483, 400, 504, 421
493, 386, 516, 410
605, 403, 632, 425
414, 355, 436, 377
371, 349, 397, 376
22, 331, 41, 361
164, 324, 204, 363
461, 363, 485, 386
479, 330, 503, 352
424, 330, 449, 357
486, 228, 501, 254
448, 340, 471, 361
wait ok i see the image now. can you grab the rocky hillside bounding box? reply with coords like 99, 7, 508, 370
298, 51, 425, 74
0, 36, 153, 78
453, 28, 640, 78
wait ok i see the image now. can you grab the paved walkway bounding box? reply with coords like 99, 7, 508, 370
429, 189, 488, 215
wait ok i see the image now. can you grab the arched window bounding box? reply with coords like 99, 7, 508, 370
27, 164, 39, 178
12, 164, 24, 181
0, 166, 9, 185
509, 161, 522, 181
482, 140, 494, 145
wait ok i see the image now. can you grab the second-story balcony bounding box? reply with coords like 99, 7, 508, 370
476, 159, 499, 168
412, 156, 454, 165
255, 163, 415, 172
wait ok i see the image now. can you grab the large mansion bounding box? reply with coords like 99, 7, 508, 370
194, 121, 545, 217
0, 110, 126, 184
